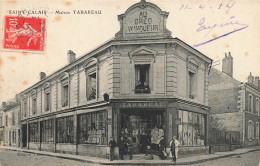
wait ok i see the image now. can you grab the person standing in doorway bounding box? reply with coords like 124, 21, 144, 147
170, 136, 180, 164
108, 136, 116, 161
127, 136, 134, 160
118, 136, 127, 160
158, 136, 167, 159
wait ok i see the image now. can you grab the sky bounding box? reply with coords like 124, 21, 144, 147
0, 0, 260, 104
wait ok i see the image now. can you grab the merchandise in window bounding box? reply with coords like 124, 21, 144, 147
56, 116, 74, 143
178, 110, 205, 146
29, 122, 39, 142
78, 111, 106, 144
41, 119, 54, 143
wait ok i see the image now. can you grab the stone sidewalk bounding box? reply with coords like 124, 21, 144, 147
1, 146, 260, 165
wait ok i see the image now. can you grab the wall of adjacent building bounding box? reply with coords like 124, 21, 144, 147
208, 68, 241, 114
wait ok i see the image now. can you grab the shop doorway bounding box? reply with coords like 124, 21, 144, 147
22, 125, 27, 147
120, 109, 165, 154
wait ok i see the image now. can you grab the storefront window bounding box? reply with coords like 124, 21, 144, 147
41, 119, 54, 143
12, 130, 16, 143
78, 111, 106, 144
121, 109, 165, 153
29, 122, 38, 142
178, 110, 205, 146
56, 116, 74, 143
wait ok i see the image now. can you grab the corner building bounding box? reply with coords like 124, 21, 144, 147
20, 0, 212, 158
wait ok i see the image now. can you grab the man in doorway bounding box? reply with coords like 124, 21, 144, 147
127, 136, 134, 160
108, 136, 116, 161
158, 136, 167, 159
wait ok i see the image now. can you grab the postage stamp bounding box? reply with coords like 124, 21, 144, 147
3, 16, 46, 52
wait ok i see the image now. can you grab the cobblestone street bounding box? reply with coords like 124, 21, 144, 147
0, 149, 100, 166
0, 148, 259, 166
191, 151, 260, 166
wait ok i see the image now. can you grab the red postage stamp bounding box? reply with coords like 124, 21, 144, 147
3, 16, 46, 52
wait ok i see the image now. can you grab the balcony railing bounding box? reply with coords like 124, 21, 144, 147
135, 88, 150, 94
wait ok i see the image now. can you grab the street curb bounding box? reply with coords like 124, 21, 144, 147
2, 147, 260, 165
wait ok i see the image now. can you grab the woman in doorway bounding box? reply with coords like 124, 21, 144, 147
170, 136, 180, 164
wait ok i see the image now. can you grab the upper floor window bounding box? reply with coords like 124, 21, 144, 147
32, 98, 37, 115
188, 57, 199, 100
188, 71, 196, 99
0, 116, 2, 127
62, 84, 69, 107
5, 115, 8, 126
60, 72, 70, 107
248, 94, 253, 113
31, 90, 37, 115
45, 92, 50, 111
84, 58, 98, 101
44, 83, 51, 112
248, 120, 254, 141
256, 98, 259, 115
87, 72, 96, 100
23, 99, 27, 117
135, 64, 150, 94
12, 112, 15, 126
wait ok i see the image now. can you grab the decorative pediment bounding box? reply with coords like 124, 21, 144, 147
188, 56, 200, 66
59, 72, 69, 80
188, 56, 200, 72
31, 89, 37, 99
83, 58, 98, 69
129, 46, 157, 62
43, 82, 51, 93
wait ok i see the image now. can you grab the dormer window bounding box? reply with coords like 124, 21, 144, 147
135, 64, 150, 94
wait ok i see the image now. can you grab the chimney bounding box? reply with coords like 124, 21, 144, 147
67, 50, 76, 64
40, 72, 46, 80
2, 102, 6, 108
248, 72, 254, 84
253, 76, 259, 89
222, 52, 233, 77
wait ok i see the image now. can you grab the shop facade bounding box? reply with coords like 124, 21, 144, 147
19, 0, 212, 158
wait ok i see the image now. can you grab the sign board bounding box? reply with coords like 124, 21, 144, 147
115, 0, 172, 40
